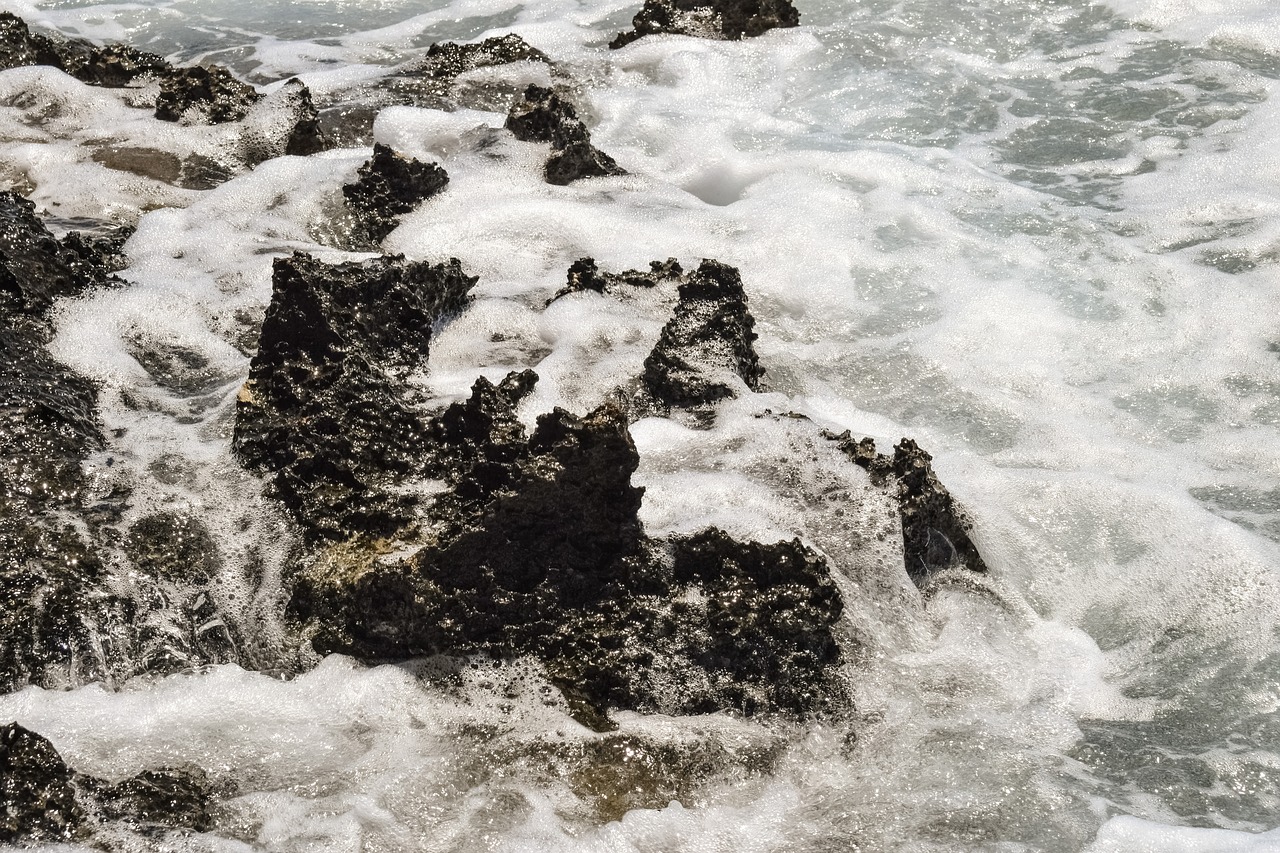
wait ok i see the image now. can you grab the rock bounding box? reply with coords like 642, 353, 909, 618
0, 723, 84, 843
80, 765, 219, 833
642, 258, 764, 407
0, 192, 134, 694
0, 722, 222, 841
280, 79, 329, 156
50, 38, 169, 88
233, 252, 476, 542
414, 34, 549, 80
826, 432, 989, 584
0, 11, 61, 69
610, 0, 801, 48
505, 85, 626, 185
342, 143, 449, 244
154, 64, 262, 124
291, 381, 847, 724
549, 256, 683, 303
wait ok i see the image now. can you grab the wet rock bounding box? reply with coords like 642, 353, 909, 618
0, 723, 84, 844
827, 432, 989, 584
80, 765, 219, 833
343, 143, 449, 244
280, 79, 329, 156
550, 256, 683, 303
505, 85, 626, 185
292, 383, 846, 723
414, 34, 549, 80
233, 252, 476, 542
642, 258, 764, 407
154, 64, 261, 124
610, 0, 801, 48
50, 39, 169, 88
0, 192, 134, 694
1, 722, 222, 841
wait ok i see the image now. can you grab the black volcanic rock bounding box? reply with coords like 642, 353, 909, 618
154, 64, 261, 124
0, 192, 135, 694
343, 143, 449, 244
0, 722, 222, 842
415, 34, 549, 80
0, 13, 260, 126
550, 256, 683, 302
291, 382, 846, 724
610, 0, 800, 48
643, 258, 763, 407
233, 252, 476, 542
0, 723, 84, 843
280, 79, 329, 156
506, 85, 626, 185
827, 432, 988, 583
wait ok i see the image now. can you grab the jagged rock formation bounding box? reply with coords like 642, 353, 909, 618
0, 722, 218, 843
642, 258, 764, 406
610, 0, 800, 48
505, 85, 627, 185
826, 432, 988, 583
279, 79, 329, 156
549, 256, 763, 409
410, 34, 549, 82
343, 144, 449, 244
290, 376, 846, 726
233, 252, 476, 542
0, 192, 134, 693
0, 12, 261, 124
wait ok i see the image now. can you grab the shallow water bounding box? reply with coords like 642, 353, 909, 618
2, 0, 1280, 849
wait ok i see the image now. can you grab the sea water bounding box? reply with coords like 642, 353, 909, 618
1, 0, 1279, 849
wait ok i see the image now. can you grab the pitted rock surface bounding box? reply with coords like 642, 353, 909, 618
610, 0, 801, 48
642, 258, 764, 407
0, 723, 84, 843
827, 432, 988, 583
0, 192, 135, 693
550, 256, 684, 303
233, 252, 476, 541
0, 722, 222, 841
154, 64, 261, 124
291, 381, 846, 725
506, 84, 626, 185
343, 143, 449, 244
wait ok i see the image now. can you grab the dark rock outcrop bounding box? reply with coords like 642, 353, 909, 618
279, 79, 329, 156
0, 192, 135, 693
827, 432, 988, 583
153, 64, 261, 124
1, 722, 221, 842
413, 34, 548, 81
642, 258, 763, 407
291, 378, 846, 725
610, 0, 801, 48
342, 143, 449, 244
505, 85, 626, 185
0, 723, 84, 843
233, 252, 476, 542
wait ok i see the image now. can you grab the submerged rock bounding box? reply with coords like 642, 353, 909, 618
827, 432, 988, 583
233, 252, 476, 541
642, 258, 764, 407
610, 0, 800, 48
0, 722, 221, 842
343, 143, 449, 244
292, 379, 846, 724
505, 85, 626, 185
550, 256, 684, 302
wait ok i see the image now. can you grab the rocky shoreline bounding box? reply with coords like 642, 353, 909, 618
0, 3, 992, 844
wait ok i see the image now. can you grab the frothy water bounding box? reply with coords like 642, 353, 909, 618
2, 0, 1280, 849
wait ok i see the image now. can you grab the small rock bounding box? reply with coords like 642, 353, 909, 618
642, 258, 764, 407
505, 85, 626, 185
826, 432, 989, 583
610, 0, 801, 48
0, 723, 84, 844
154, 64, 262, 124
343, 143, 449, 244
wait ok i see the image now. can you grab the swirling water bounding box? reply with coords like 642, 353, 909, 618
2, 0, 1280, 849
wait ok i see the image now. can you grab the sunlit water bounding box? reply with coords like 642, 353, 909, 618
2, 0, 1279, 849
